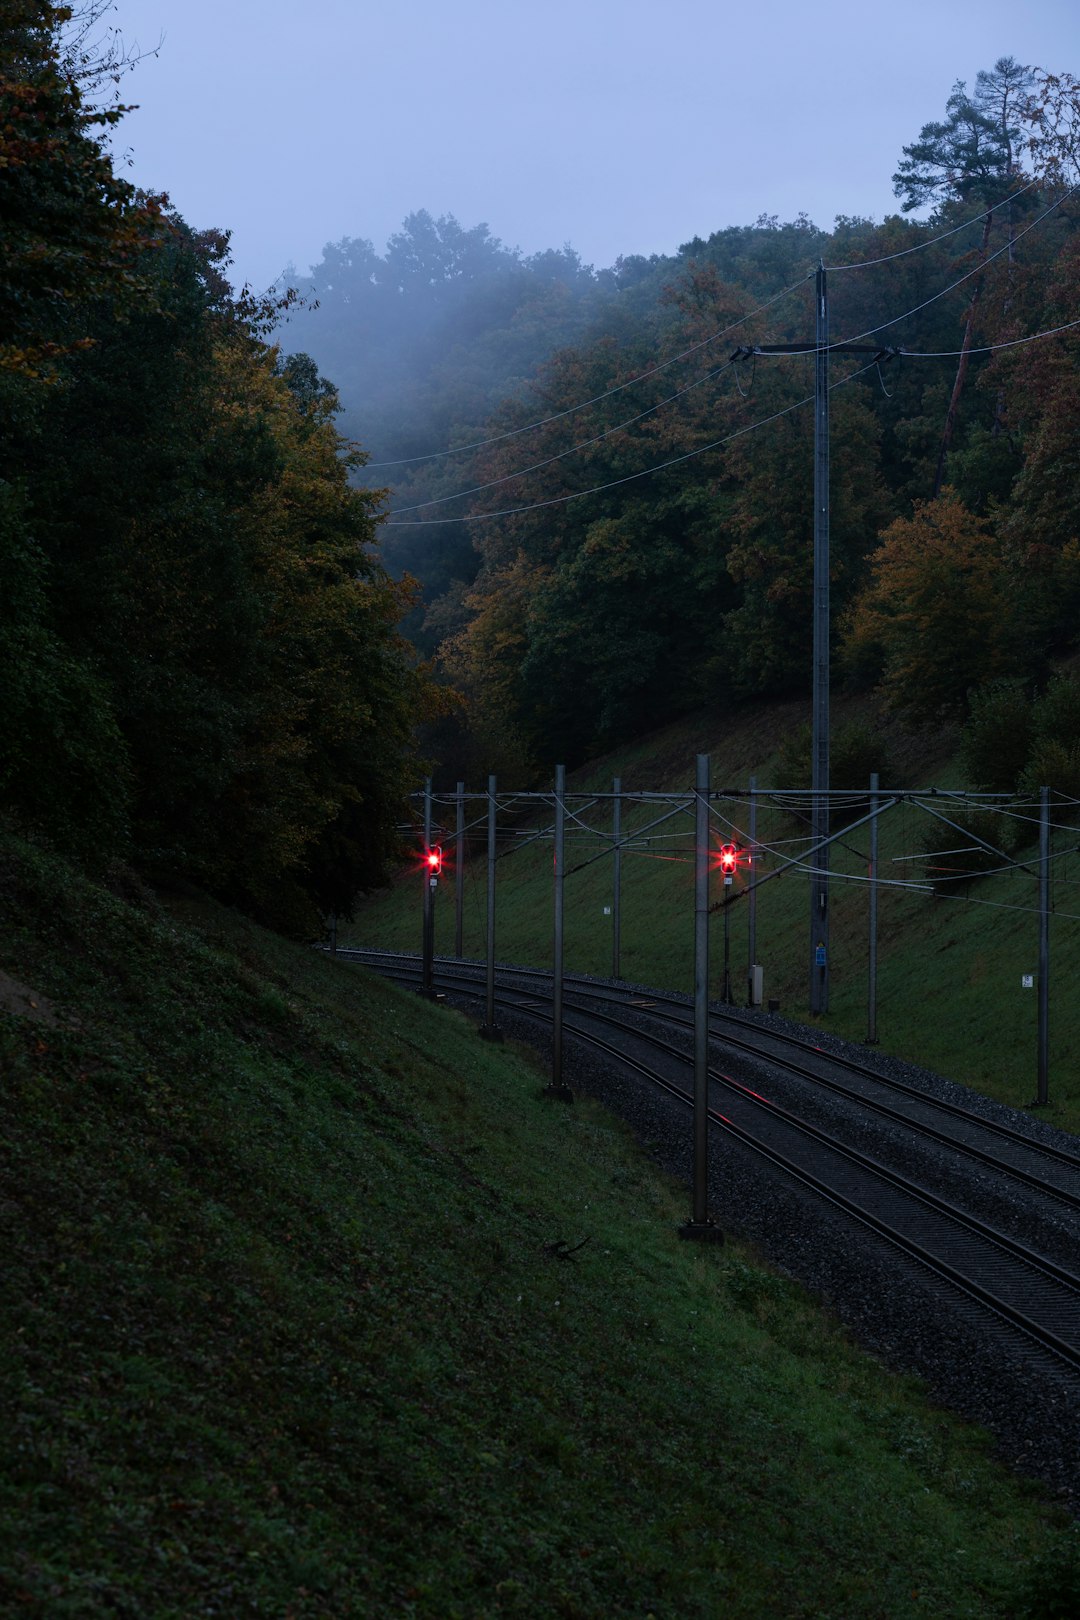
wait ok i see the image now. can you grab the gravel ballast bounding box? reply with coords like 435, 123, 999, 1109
476, 977, 1080, 1516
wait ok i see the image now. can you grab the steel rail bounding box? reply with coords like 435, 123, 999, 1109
341, 946, 1080, 1380
355, 950, 1080, 1375
341, 948, 1080, 1186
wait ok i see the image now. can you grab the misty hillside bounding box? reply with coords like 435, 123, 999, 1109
278, 62, 1080, 790
280, 209, 678, 608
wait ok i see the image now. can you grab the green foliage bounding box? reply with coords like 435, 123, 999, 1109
921, 807, 1023, 893
844, 492, 1027, 723
513, 502, 731, 764
960, 678, 1036, 791
1021, 675, 1080, 801
961, 675, 1080, 803
1, 828, 1074, 1616
0, 0, 163, 377
285, 213, 634, 631
773, 718, 895, 828
892, 59, 1032, 211
0, 16, 438, 927
247, 59, 1080, 774
945, 424, 1023, 513
0, 483, 130, 856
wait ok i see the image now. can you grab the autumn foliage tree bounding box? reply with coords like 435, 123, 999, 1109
842, 492, 1024, 722
1, 7, 439, 929
0, 1, 164, 377
245, 53, 1080, 779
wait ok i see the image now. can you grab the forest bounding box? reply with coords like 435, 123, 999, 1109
284, 57, 1080, 792
5, 7, 1080, 929
1, 2, 444, 932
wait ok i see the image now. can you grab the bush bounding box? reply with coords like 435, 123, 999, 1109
921, 806, 1023, 894
1022, 676, 1080, 804
962, 673, 1080, 812
960, 678, 1035, 793
0, 492, 130, 860
773, 718, 895, 829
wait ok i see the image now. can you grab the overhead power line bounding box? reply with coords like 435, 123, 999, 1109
383, 356, 882, 527
368, 184, 1060, 475
382, 184, 1078, 527
365, 183, 1073, 495
383, 294, 1079, 529
841, 185, 1079, 344
901, 314, 1080, 358
826, 175, 1046, 272
389, 358, 737, 517
362, 274, 811, 471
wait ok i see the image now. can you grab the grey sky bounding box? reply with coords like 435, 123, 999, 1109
102, 0, 1079, 292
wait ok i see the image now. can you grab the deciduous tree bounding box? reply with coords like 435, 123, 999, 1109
0, 1, 163, 378
843, 492, 1017, 722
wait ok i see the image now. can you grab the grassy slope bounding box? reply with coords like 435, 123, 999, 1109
348, 694, 1080, 1134
3, 830, 1080, 1616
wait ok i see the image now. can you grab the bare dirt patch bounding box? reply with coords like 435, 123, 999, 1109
0, 968, 60, 1026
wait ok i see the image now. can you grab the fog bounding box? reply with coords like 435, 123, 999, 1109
104, 0, 1080, 293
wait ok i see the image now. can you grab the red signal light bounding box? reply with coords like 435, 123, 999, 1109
425, 845, 443, 876
718, 843, 738, 875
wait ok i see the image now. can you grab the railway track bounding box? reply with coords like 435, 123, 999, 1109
338, 946, 1080, 1386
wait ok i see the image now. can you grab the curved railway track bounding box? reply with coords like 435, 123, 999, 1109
337, 947, 1080, 1388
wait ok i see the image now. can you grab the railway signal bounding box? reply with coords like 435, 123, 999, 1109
421, 845, 443, 996
718, 843, 738, 884
420, 780, 440, 999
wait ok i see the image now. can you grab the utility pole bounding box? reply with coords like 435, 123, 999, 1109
680, 754, 722, 1242
1037, 784, 1050, 1106
480, 774, 501, 1042
612, 776, 622, 980
546, 765, 573, 1101
454, 781, 465, 959
733, 269, 899, 1015
811, 261, 830, 1015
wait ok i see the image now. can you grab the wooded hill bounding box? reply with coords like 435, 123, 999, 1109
5, 15, 1080, 935
1, 3, 444, 933
285, 59, 1080, 792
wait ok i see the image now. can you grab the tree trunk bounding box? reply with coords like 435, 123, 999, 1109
933, 210, 995, 496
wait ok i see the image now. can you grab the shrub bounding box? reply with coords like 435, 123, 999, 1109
1022, 676, 1080, 805
773, 719, 895, 829
960, 678, 1035, 792
921, 806, 1023, 894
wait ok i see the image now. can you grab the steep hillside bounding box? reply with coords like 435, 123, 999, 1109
2, 826, 1077, 1616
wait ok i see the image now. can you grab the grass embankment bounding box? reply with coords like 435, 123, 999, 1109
3, 828, 1079, 1617
348, 697, 1080, 1133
